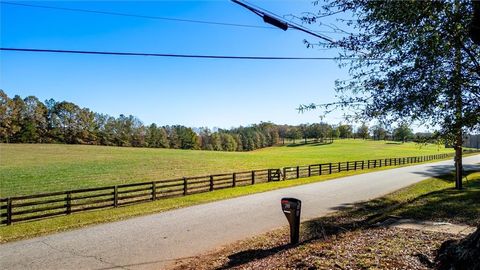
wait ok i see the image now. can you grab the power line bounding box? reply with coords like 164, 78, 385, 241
0, 47, 355, 61
231, 0, 334, 42
0, 1, 339, 35
0, 1, 275, 29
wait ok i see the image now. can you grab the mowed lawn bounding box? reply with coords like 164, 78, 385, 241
0, 140, 453, 197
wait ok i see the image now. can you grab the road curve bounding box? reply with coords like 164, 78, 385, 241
1, 155, 479, 270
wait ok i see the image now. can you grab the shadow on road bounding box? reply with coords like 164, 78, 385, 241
410, 164, 480, 180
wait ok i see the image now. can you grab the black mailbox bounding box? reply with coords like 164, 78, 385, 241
281, 197, 301, 244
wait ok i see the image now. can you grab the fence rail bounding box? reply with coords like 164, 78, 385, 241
1, 150, 478, 225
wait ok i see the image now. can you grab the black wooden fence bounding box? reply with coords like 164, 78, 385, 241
1, 151, 477, 225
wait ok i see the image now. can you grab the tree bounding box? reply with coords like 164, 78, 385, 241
278, 125, 289, 144
298, 124, 309, 144
8, 95, 26, 142
286, 127, 302, 144
210, 132, 222, 151
18, 96, 48, 143
318, 123, 333, 142
94, 113, 114, 145
166, 126, 181, 149
0, 90, 16, 142
198, 127, 213, 150
173, 125, 199, 150
371, 125, 387, 141
393, 123, 414, 143
220, 133, 237, 151
303, 0, 480, 189
330, 126, 340, 139
356, 123, 370, 140
338, 124, 353, 139
50, 101, 84, 144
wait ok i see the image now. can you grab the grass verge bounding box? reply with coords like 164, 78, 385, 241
172, 171, 480, 270
0, 156, 466, 243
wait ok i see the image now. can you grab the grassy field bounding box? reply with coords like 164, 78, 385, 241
0, 140, 452, 197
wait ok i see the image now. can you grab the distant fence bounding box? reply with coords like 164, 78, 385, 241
1, 150, 478, 226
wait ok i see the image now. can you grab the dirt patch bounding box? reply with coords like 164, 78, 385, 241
171, 227, 461, 270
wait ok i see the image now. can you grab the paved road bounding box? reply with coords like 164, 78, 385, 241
1, 155, 479, 270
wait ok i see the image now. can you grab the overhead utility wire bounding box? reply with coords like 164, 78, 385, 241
231, 0, 334, 42
1, 1, 339, 34
0, 48, 362, 61
0, 1, 275, 29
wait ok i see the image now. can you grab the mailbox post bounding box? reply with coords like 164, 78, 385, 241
281, 197, 301, 244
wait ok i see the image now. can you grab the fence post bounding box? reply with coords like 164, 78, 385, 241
338, 162, 342, 172
319, 164, 322, 175
374, 160, 377, 168
329, 163, 332, 174
308, 165, 311, 177
66, 192, 72, 214
354, 161, 357, 170
283, 168, 287, 180
347, 162, 350, 171
114, 186, 118, 207
152, 182, 157, 201
6, 197, 12, 225
362, 160, 365, 170
210, 175, 214, 191
296, 166, 300, 178
233, 173, 236, 187
183, 177, 188, 195
267, 169, 271, 182
251, 171, 255, 185
368, 160, 370, 169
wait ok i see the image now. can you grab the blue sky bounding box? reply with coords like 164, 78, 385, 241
0, 0, 351, 129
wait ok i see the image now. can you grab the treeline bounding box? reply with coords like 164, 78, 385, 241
0, 91, 426, 151
0, 91, 283, 151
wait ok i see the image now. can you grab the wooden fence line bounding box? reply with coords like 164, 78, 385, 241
1, 150, 478, 225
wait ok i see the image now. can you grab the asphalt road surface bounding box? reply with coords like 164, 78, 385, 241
1, 155, 479, 270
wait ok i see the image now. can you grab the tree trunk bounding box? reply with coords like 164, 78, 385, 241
453, 5, 463, 190
435, 226, 480, 270
454, 131, 463, 190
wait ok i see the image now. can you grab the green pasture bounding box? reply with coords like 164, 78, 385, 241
0, 139, 452, 197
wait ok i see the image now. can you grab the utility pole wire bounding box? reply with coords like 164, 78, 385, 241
1, 1, 273, 29
231, 0, 334, 43
1, 1, 339, 35
0, 47, 360, 61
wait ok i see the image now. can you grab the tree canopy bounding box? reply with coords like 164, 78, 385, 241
302, 0, 480, 188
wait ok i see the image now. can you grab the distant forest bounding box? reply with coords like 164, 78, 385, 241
0, 91, 426, 151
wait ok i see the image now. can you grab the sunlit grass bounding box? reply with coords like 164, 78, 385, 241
0, 140, 452, 197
